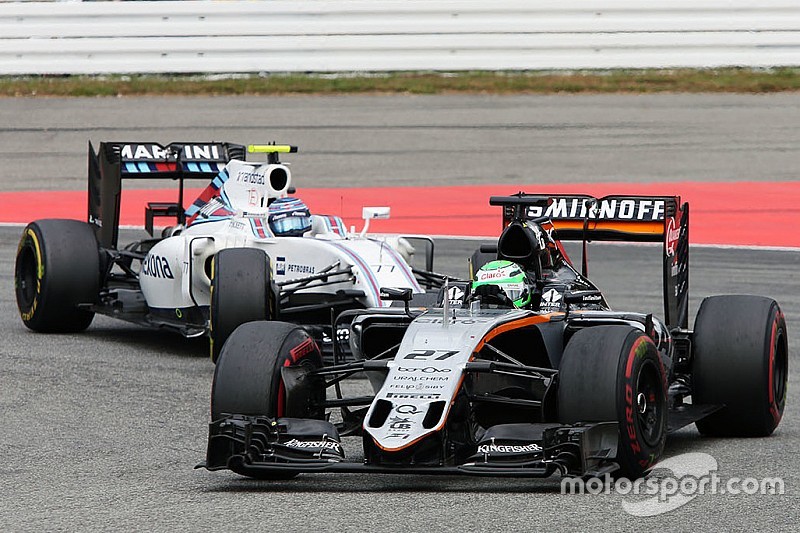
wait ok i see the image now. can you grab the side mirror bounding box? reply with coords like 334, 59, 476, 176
379, 287, 413, 302
363, 206, 391, 220
562, 290, 603, 318
564, 290, 603, 306
360, 207, 391, 236
380, 286, 414, 317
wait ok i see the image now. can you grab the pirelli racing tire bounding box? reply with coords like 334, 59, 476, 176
209, 248, 275, 363
692, 295, 788, 437
211, 321, 325, 479
558, 325, 667, 479
15, 219, 100, 332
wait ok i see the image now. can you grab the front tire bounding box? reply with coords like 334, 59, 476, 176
210, 321, 325, 480
692, 295, 788, 437
558, 325, 667, 478
209, 248, 275, 363
211, 321, 325, 422
15, 219, 100, 332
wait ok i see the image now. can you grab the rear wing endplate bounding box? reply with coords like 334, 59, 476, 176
491, 193, 689, 329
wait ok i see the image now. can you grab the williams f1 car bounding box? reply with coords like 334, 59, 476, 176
14, 142, 439, 361
202, 192, 788, 480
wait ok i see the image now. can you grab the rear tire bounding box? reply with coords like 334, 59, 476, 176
209, 248, 275, 363
692, 295, 788, 437
14, 219, 99, 332
559, 325, 667, 479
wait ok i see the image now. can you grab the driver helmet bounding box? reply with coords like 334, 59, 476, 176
472, 260, 534, 308
268, 197, 312, 237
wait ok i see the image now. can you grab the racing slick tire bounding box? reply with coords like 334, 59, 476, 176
15, 219, 100, 332
692, 295, 788, 437
558, 325, 667, 479
210, 321, 325, 479
209, 248, 275, 363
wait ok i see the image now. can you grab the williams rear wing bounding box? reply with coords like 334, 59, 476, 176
88, 142, 297, 248
88, 141, 253, 248
491, 193, 689, 329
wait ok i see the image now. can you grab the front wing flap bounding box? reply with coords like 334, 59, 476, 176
205, 416, 344, 474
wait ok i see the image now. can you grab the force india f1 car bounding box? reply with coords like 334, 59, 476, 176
14, 142, 439, 361
203, 192, 788, 480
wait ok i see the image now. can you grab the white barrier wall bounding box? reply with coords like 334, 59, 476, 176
1, 0, 799, 75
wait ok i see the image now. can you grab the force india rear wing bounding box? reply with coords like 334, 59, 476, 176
491, 193, 689, 330
87, 141, 295, 249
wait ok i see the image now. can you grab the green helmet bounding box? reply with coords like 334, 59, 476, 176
472, 260, 533, 308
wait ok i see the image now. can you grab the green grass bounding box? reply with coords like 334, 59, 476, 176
3, 68, 800, 97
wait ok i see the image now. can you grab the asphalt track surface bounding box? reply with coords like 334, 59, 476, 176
2, 94, 800, 191
1, 95, 799, 530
